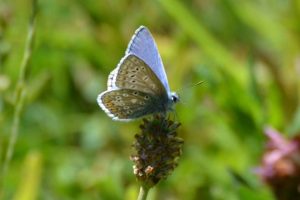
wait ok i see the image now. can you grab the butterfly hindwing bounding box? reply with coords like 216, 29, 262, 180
98, 89, 164, 121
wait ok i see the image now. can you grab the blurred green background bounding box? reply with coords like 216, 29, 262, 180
1, 0, 300, 199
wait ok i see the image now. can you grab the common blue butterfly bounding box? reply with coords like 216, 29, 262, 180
97, 26, 178, 121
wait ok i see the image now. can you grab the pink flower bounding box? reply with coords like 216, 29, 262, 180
257, 127, 300, 200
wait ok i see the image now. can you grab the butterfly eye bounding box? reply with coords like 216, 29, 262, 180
172, 96, 177, 103
171, 93, 179, 103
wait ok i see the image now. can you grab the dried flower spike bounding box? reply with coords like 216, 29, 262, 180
131, 114, 183, 189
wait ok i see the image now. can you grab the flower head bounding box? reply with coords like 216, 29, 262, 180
130, 114, 183, 188
257, 127, 300, 200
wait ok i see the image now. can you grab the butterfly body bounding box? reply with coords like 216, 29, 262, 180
97, 26, 178, 121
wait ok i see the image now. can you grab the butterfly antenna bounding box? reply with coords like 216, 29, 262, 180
177, 81, 205, 94
174, 81, 204, 114
191, 80, 205, 87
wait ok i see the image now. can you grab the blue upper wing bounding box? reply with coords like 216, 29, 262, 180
125, 26, 170, 93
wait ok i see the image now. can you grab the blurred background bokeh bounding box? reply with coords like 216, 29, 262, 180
1, 0, 300, 199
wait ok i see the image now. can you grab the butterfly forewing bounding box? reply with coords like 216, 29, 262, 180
113, 55, 166, 95
99, 89, 164, 120
126, 26, 170, 93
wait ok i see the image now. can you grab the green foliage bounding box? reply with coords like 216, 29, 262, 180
1, 0, 299, 199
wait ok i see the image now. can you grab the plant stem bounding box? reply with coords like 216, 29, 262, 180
137, 185, 150, 200
0, 0, 38, 195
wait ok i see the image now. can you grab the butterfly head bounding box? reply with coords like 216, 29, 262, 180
171, 92, 180, 104
166, 92, 179, 112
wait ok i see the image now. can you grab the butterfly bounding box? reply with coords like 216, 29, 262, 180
97, 26, 179, 121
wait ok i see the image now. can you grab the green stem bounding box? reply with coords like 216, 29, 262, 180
0, 0, 38, 196
137, 185, 150, 200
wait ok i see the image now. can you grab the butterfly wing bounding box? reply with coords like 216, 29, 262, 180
99, 26, 173, 120
97, 89, 165, 121
109, 54, 167, 96
125, 26, 170, 93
